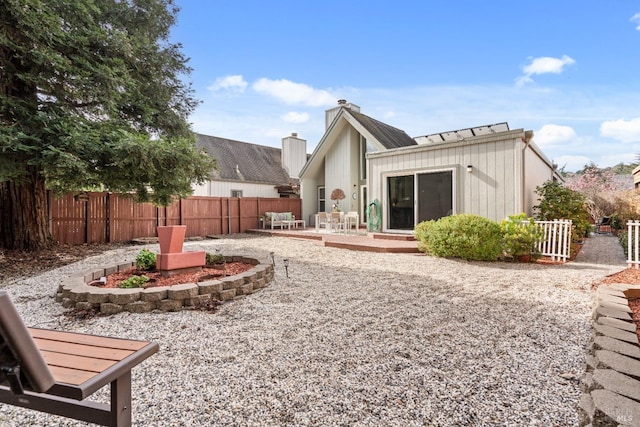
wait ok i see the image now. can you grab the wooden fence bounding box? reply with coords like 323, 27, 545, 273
534, 219, 573, 262
49, 192, 301, 245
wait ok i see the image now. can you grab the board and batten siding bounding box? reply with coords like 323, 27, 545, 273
192, 180, 280, 198
368, 130, 526, 224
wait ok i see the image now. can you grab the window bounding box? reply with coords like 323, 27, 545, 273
231, 190, 242, 198
318, 186, 326, 212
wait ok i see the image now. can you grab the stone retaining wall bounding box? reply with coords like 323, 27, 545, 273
56, 256, 274, 315
580, 283, 640, 426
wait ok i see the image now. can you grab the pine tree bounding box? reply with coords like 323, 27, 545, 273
0, 0, 215, 250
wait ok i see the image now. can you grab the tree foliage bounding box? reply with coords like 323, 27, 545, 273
533, 181, 591, 238
564, 163, 627, 223
0, 0, 215, 249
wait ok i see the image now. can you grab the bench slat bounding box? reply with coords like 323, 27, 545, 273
33, 337, 135, 361
29, 328, 148, 351
40, 350, 117, 374
47, 365, 99, 386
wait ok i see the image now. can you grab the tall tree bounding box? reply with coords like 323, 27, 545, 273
0, 0, 215, 250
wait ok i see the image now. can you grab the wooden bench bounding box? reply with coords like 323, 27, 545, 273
0, 291, 158, 426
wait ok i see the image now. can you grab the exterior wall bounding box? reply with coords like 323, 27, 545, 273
281, 134, 307, 178
523, 142, 558, 216
368, 131, 527, 228
324, 126, 356, 212
192, 180, 279, 198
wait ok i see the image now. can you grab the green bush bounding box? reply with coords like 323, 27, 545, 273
206, 252, 225, 265
533, 181, 590, 238
414, 220, 435, 254
135, 249, 157, 271
415, 214, 503, 261
120, 275, 149, 288
500, 213, 543, 256
620, 229, 631, 257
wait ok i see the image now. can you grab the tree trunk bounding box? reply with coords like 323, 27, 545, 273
0, 167, 52, 250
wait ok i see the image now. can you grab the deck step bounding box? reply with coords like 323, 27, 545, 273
372, 233, 416, 241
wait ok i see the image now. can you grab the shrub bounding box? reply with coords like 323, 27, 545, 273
500, 213, 543, 256
135, 249, 157, 271
415, 214, 503, 261
120, 275, 149, 288
206, 252, 225, 265
414, 220, 435, 254
533, 181, 591, 239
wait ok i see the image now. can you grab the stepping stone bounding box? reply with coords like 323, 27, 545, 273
596, 350, 640, 378
594, 324, 639, 345
593, 369, 640, 402
599, 317, 637, 333
595, 305, 633, 321
594, 336, 640, 360
591, 389, 640, 426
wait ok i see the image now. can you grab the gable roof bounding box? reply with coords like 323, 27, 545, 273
196, 133, 291, 185
347, 110, 417, 149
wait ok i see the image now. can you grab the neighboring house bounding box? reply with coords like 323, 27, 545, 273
194, 133, 307, 198
299, 100, 562, 233
633, 165, 640, 191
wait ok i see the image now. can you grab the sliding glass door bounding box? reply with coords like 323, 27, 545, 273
417, 171, 453, 221
388, 175, 414, 230
387, 170, 453, 231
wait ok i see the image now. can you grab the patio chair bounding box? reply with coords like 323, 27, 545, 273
316, 212, 329, 232
596, 216, 612, 234
329, 212, 345, 233
0, 291, 158, 426
344, 211, 359, 233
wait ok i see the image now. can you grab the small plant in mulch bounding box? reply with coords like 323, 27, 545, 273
205, 251, 225, 265
120, 274, 150, 288
135, 249, 157, 271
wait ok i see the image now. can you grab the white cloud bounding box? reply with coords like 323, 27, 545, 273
631, 13, 640, 30
281, 111, 310, 123
534, 124, 578, 147
253, 78, 335, 106
600, 118, 640, 143
208, 75, 247, 92
516, 55, 575, 86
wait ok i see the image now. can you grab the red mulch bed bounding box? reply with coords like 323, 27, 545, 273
599, 268, 640, 344
93, 262, 254, 288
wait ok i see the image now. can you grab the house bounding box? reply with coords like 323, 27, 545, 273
194, 133, 307, 198
299, 100, 562, 233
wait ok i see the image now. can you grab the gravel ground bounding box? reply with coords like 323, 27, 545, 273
0, 234, 626, 426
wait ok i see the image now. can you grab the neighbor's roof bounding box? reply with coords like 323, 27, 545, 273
348, 110, 417, 149
196, 134, 290, 184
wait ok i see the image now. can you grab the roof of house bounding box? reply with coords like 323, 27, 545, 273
348, 110, 417, 149
196, 134, 291, 185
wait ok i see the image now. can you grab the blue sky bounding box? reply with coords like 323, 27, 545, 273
171, 0, 640, 172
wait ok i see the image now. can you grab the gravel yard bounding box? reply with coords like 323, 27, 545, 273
0, 234, 627, 426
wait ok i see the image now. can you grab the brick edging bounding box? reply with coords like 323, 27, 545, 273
56, 256, 274, 315
580, 283, 640, 426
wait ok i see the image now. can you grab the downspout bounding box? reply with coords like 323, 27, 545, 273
521, 130, 534, 213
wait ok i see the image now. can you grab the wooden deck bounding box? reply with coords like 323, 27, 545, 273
247, 227, 420, 253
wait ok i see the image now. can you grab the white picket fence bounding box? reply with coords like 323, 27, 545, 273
534, 219, 573, 262
627, 220, 640, 269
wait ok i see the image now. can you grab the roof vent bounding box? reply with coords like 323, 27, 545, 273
291, 132, 297, 138
337, 99, 347, 105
